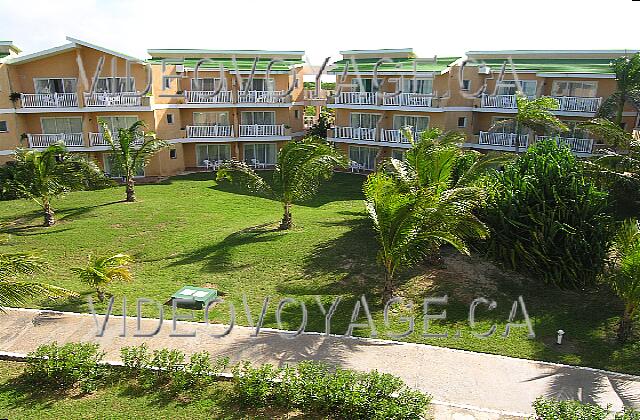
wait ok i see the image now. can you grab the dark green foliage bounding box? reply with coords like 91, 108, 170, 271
482, 140, 614, 288
231, 361, 431, 419
532, 397, 640, 419
307, 107, 334, 138
25, 342, 106, 393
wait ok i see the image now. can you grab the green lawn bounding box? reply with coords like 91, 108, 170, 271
0, 361, 317, 419
0, 172, 638, 375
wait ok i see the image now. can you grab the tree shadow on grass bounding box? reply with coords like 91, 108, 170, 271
167, 223, 285, 273
0, 200, 124, 236
0, 373, 95, 411
210, 172, 365, 208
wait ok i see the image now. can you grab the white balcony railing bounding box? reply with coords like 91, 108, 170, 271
535, 136, 594, 153
186, 125, 233, 138
20, 93, 78, 108
550, 96, 602, 113
380, 129, 424, 144
237, 90, 288, 104
89, 132, 144, 146
238, 124, 285, 137
27, 133, 84, 148
83, 92, 142, 107
478, 131, 529, 148
383, 92, 433, 107
333, 126, 377, 141
334, 91, 376, 105
184, 90, 232, 104
480, 94, 518, 109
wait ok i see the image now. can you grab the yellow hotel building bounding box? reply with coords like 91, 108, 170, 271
0, 39, 638, 176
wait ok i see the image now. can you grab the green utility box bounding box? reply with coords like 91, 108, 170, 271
170, 286, 218, 309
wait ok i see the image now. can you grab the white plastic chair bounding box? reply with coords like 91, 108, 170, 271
251, 159, 266, 169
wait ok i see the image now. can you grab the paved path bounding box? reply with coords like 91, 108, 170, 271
1, 308, 638, 418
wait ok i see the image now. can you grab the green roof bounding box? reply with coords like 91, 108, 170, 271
479, 59, 615, 74
329, 57, 460, 73
147, 57, 303, 71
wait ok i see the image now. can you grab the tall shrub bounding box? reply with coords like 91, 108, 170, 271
482, 140, 614, 288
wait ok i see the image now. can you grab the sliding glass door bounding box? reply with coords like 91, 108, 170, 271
243, 143, 277, 165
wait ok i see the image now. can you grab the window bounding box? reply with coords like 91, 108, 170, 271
401, 78, 433, 95
170, 148, 177, 159
166, 113, 174, 124
241, 111, 275, 125
0, 121, 7, 133
95, 77, 135, 93
496, 80, 537, 97
351, 78, 383, 93
461, 80, 471, 91
551, 81, 598, 98
194, 111, 229, 126
195, 144, 231, 166
457, 117, 467, 128
104, 154, 144, 178
243, 143, 277, 165
350, 113, 380, 128
98, 116, 139, 134
41, 117, 82, 134
191, 78, 226, 91
392, 115, 429, 131
552, 120, 590, 139
491, 116, 517, 133
34, 78, 77, 94
243, 78, 275, 91
391, 149, 406, 161
294, 110, 300, 119
349, 146, 378, 170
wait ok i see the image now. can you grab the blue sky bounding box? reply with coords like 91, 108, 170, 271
1, 0, 638, 64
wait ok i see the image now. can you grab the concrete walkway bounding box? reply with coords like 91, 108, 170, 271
1, 308, 639, 419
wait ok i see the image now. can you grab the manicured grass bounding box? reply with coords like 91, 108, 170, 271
0, 360, 316, 419
0, 172, 638, 375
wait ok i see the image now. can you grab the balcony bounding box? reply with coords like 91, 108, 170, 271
83, 92, 143, 107
382, 93, 433, 107
184, 90, 233, 104
20, 93, 78, 108
380, 129, 423, 144
334, 92, 376, 105
478, 131, 529, 148
186, 125, 233, 138
480, 94, 518, 109
237, 90, 289, 104
550, 96, 601, 113
27, 133, 83, 148
238, 124, 286, 137
89, 132, 144, 146
333, 126, 377, 142
535, 136, 594, 153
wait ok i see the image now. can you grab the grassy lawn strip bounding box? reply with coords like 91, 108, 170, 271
0, 172, 638, 375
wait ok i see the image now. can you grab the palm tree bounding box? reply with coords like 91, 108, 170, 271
365, 130, 492, 300
217, 137, 348, 230
3, 143, 108, 226
492, 94, 568, 152
607, 219, 640, 343
0, 253, 76, 310
99, 120, 167, 202
71, 253, 133, 302
597, 53, 640, 127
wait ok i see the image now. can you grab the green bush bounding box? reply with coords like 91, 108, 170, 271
25, 342, 106, 393
482, 140, 614, 288
532, 397, 640, 419
232, 361, 431, 420
119, 345, 229, 392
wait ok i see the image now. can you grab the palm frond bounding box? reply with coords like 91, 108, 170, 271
0, 280, 77, 309
216, 160, 274, 196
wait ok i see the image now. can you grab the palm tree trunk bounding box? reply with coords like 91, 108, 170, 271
125, 176, 136, 202
43, 199, 55, 227
382, 268, 394, 303
616, 95, 625, 127
280, 202, 292, 230
617, 304, 634, 344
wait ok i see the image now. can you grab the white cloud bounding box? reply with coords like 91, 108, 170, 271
0, 0, 638, 64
